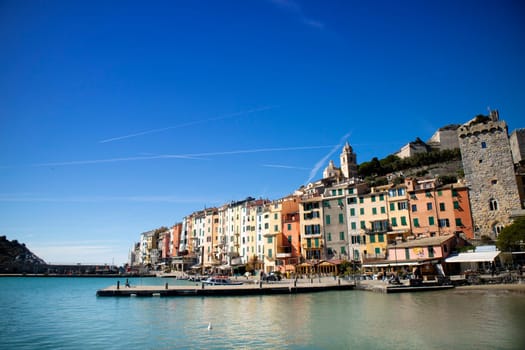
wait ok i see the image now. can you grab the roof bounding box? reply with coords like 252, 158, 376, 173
390, 235, 455, 249
445, 251, 500, 263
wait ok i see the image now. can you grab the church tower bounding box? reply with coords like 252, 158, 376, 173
340, 142, 358, 179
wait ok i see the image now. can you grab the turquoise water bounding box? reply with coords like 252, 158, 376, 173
0, 277, 524, 349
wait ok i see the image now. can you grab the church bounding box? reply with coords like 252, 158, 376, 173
322, 142, 358, 180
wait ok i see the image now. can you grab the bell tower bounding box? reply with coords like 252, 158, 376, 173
340, 141, 357, 179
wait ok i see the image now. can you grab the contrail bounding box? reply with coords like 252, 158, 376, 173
99, 106, 276, 143
31, 145, 334, 167
306, 132, 352, 184
262, 164, 310, 170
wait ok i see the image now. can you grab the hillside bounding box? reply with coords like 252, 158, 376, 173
0, 236, 47, 273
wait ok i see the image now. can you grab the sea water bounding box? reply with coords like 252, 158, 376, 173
0, 277, 524, 349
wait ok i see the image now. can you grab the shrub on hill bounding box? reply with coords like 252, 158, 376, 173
358, 148, 461, 178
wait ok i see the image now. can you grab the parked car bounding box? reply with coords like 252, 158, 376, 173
264, 272, 282, 282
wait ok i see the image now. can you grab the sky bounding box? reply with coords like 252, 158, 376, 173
1, 0, 524, 265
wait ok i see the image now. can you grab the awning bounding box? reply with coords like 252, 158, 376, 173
362, 261, 422, 268
445, 251, 500, 263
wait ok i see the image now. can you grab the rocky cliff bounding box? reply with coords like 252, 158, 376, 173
0, 236, 47, 273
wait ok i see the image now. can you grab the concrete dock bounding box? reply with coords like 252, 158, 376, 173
96, 279, 355, 297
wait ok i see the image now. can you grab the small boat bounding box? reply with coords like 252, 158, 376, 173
203, 276, 243, 286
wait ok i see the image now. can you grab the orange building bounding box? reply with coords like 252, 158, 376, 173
278, 195, 301, 273
171, 223, 183, 257
406, 178, 474, 239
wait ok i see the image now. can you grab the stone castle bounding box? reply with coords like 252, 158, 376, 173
457, 110, 523, 239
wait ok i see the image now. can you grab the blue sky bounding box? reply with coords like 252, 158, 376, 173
1, 0, 524, 265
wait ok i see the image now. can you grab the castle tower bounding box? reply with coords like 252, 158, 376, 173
340, 142, 358, 179
457, 110, 522, 239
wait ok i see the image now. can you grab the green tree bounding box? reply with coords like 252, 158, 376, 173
496, 217, 525, 252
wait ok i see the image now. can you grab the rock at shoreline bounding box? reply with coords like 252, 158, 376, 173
0, 236, 47, 273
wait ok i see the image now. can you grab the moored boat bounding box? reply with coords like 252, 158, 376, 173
203, 276, 243, 286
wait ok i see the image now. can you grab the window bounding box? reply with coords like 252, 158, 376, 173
439, 203, 445, 211
287, 223, 292, 230
398, 201, 408, 210
339, 232, 345, 240
274, 213, 278, 219
489, 199, 498, 211
338, 189, 343, 195
268, 249, 272, 258
314, 238, 319, 247
438, 190, 443, 196
401, 216, 407, 226
374, 247, 381, 255
340, 246, 346, 254
455, 218, 463, 227
453, 201, 460, 209
337, 198, 343, 206
390, 203, 395, 211
360, 208, 365, 215
288, 235, 292, 243
338, 213, 344, 224
307, 239, 311, 248
411, 204, 417, 212
425, 191, 432, 197
481, 141, 487, 149
429, 216, 435, 226
348, 188, 354, 195
452, 189, 458, 197
438, 218, 450, 227
327, 232, 332, 241
491, 179, 498, 185
398, 188, 405, 196
379, 194, 384, 201
372, 208, 377, 215
268, 236, 273, 243
351, 222, 357, 230
326, 215, 331, 224
350, 208, 355, 216
428, 246, 434, 258
371, 195, 376, 202
381, 206, 386, 214
391, 217, 398, 227
413, 218, 420, 227
389, 189, 396, 197
274, 225, 279, 232
378, 234, 384, 242
405, 248, 410, 259
264, 223, 269, 229
347, 197, 357, 204
331, 190, 336, 196
323, 200, 331, 208
370, 234, 376, 243
359, 197, 364, 204
360, 221, 366, 229
427, 202, 433, 210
